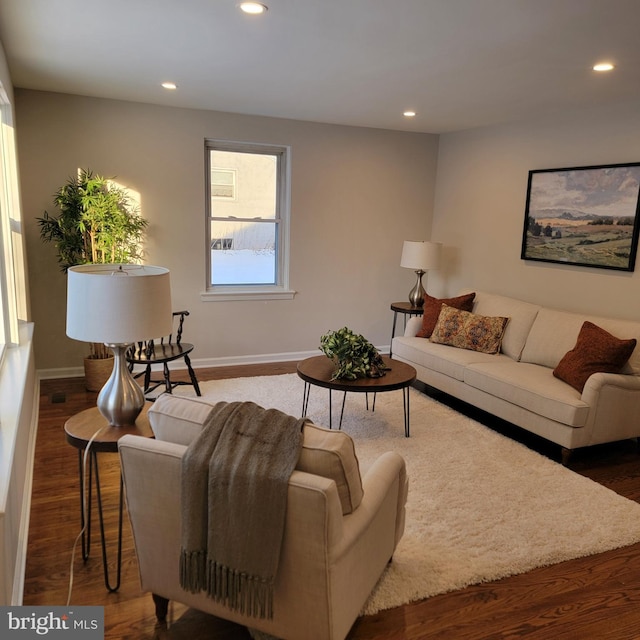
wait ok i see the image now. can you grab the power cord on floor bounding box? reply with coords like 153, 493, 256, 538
66, 423, 110, 606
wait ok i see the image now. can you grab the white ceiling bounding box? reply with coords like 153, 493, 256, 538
1, 0, 640, 134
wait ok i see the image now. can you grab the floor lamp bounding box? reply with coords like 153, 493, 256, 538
66, 264, 173, 427
400, 241, 442, 307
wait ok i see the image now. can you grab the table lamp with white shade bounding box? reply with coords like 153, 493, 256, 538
66, 264, 172, 427
400, 241, 442, 307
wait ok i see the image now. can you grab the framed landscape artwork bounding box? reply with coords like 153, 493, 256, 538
521, 162, 640, 271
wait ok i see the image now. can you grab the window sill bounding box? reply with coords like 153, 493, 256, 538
200, 287, 296, 302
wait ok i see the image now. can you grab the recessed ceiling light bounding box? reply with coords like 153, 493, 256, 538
593, 62, 614, 72
161, 82, 178, 90
403, 110, 416, 118
240, 2, 268, 14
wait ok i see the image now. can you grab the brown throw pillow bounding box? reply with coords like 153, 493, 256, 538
416, 292, 476, 338
553, 321, 637, 393
430, 304, 509, 354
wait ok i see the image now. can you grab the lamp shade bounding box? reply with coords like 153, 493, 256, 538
66, 264, 172, 344
400, 241, 442, 271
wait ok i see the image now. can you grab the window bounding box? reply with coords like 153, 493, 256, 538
203, 140, 294, 301
211, 168, 236, 199
0, 86, 27, 361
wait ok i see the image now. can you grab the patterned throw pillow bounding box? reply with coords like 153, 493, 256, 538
553, 321, 637, 393
430, 304, 509, 354
416, 292, 476, 338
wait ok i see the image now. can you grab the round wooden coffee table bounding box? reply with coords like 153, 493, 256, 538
296, 355, 417, 437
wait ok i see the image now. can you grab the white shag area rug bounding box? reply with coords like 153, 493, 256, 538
176, 373, 640, 615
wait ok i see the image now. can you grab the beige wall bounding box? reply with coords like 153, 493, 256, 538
431, 101, 640, 322
16, 90, 439, 372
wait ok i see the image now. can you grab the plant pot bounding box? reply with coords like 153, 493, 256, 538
84, 355, 114, 392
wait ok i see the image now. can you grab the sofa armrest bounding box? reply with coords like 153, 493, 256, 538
581, 373, 640, 445
582, 371, 640, 398
404, 316, 423, 337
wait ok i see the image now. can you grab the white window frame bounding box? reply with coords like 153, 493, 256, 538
0, 86, 25, 362
202, 139, 295, 301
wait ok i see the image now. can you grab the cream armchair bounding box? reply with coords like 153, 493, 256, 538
118, 395, 408, 640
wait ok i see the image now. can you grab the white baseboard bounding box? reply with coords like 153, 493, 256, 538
37, 345, 392, 380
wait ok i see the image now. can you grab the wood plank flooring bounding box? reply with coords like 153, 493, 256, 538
25, 363, 640, 639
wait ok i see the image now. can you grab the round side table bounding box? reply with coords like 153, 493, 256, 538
390, 302, 423, 357
64, 404, 153, 592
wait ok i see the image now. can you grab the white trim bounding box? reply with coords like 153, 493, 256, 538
37, 344, 393, 379
13, 375, 38, 605
200, 287, 296, 302
37, 366, 85, 380
0, 322, 37, 605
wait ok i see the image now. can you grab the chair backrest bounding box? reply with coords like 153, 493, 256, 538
131, 310, 190, 358
161, 310, 189, 347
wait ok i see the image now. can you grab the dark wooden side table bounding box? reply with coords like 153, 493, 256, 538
297, 355, 417, 437
390, 302, 423, 357
64, 404, 153, 592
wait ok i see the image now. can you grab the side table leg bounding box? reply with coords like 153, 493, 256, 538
78, 450, 92, 561
390, 311, 399, 358
92, 450, 124, 592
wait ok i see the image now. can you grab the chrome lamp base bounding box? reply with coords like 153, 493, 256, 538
407, 270, 426, 307
97, 343, 145, 427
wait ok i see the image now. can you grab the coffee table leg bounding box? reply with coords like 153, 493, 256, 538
328, 389, 332, 429
403, 386, 410, 437
302, 381, 310, 417
338, 392, 347, 430
365, 392, 377, 412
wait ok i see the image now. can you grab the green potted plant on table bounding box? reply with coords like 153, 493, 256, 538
38, 168, 149, 390
319, 326, 388, 380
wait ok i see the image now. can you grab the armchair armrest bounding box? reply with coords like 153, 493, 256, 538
333, 451, 407, 560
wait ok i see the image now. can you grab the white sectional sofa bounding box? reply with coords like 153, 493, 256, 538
392, 290, 640, 453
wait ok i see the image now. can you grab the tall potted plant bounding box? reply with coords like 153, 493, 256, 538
38, 168, 149, 390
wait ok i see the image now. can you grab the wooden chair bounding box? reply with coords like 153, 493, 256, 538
126, 310, 201, 399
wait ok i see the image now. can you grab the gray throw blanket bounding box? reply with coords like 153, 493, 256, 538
179, 401, 306, 620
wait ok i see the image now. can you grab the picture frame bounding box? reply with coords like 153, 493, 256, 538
521, 162, 640, 271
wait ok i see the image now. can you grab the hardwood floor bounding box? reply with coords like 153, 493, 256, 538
26, 363, 640, 639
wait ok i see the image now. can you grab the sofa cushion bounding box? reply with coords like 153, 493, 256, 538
520, 308, 640, 374
430, 305, 509, 355
416, 292, 476, 338
464, 360, 590, 427
148, 394, 363, 514
553, 321, 637, 392
463, 290, 541, 361
392, 336, 509, 380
